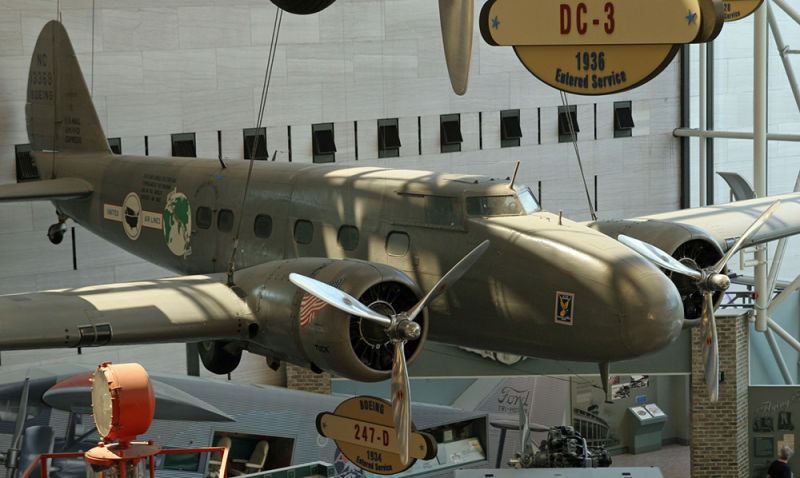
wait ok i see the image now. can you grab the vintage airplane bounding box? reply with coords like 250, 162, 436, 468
3, 21, 800, 462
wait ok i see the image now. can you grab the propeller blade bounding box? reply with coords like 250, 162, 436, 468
289, 273, 392, 326
519, 405, 530, 453
618, 235, 703, 280
712, 200, 781, 273
438, 0, 474, 95
12, 378, 30, 450
700, 292, 719, 402
391, 341, 411, 465
406, 240, 490, 321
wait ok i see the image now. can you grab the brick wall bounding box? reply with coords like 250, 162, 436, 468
285, 363, 331, 395
690, 312, 749, 477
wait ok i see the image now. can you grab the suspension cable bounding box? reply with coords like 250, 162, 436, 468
559, 90, 597, 221
226, 8, 283, 287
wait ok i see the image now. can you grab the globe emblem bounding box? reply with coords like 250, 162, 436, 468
163, 189, 192, 256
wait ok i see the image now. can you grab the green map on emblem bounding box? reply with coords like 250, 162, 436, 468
163, 189, 192, 256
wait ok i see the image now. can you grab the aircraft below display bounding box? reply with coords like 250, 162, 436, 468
3, 20, 800, 462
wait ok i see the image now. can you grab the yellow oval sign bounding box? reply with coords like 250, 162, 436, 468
721, 0, 763, 21
481, 0, 707, 46
514, 44, 679, 95
316, 396, 437, 475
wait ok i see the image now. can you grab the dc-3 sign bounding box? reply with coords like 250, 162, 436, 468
316, 396, 437, 475
480, 0, 727, 95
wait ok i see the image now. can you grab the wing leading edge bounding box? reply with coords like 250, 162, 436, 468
0, 275, 254, 350
617, 192, 800, 250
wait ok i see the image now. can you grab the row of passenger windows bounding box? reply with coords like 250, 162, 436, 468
194, 207, 369, 252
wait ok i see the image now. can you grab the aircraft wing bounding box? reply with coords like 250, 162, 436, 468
0, 275, 254, 350
607, 192, 800, 250
0, 178, 93, 202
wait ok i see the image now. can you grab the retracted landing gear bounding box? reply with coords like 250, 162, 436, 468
47, 213, 68, 245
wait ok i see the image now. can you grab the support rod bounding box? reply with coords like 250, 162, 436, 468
673, 129, 800, 141
754, 1, 769, 332
699, 44, 707, 206
768, 318, 800, 354
768, 4, 800, 112
764, 328, 794, 384
773, 0, 800, 25
767, 274, 800, 316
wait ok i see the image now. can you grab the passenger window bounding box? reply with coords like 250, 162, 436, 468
254, 214, 272, 238
218, 209, 234, 232
425, 196, 462, 227
196, 206, 212, 229
338, 225, 359, 251
386, 231, 410, 256
294, 220, 313, 244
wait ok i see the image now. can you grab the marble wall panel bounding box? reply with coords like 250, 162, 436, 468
86, 52, 144, 97
341, 0, 385, 42
143, 48, 216, 93
286, 42, 353, 87
250, 6, 319, 46
519, 107, 539, 147
0, 101, 26, 134
357, 119, 378, 161
631, 100, 651, 138
260, 83, 323, 127
194, 130, 218, 159
182, 87, 254, 133
221, 128, 245, 161
290, 123, 313, 163
0, 202, 34, 234
118, 136, 146, 156
266, 125, 290, 161
147, 134, 172, 157
334, 120, 356, 163
216, 45, 287, 90
106, 93, 182, 137
383, 77, 451, 118
383, 0, 439, 43
419, 115, 440, 156
0, 55, 28, 103
177, 6, 251, 49
460, 112, 479, 153
397, 116, 418, 158
482, 110, 501, 150
102, 8, 179, 52
345, 80, 384, 121
0, 11, 22, 57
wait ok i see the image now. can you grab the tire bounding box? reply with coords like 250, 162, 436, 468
198, 341, 243, 375
269, 0, 337, 14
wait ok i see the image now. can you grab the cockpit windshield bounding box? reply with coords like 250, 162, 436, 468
516, 186, 541, 214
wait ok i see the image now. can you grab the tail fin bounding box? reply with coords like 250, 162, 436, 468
26, 21, 110, 154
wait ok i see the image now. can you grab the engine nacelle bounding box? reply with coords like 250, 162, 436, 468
234, 258, 427, 382
270, 0, 337, 14
589, 219, 725, 320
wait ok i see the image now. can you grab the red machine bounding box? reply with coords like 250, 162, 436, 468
19, 363, 229, 478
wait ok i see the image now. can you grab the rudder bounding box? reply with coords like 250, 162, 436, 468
26, 20, 110, 154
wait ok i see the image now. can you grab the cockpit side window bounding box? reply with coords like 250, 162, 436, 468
465, 195, 522, 217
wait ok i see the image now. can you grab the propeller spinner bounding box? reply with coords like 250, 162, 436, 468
290, 240, 490, 464
618, 201, 781, 402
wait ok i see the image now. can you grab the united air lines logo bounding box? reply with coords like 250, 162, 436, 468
104, 192, 163, 241
555, 291, 575, 326
163, 188, 192, 257
299, 278, 344, 327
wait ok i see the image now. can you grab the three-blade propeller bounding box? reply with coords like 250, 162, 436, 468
618, 201, 781, 401
289, 240, 490, 464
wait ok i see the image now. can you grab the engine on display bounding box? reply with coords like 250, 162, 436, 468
269, 0, 337, 15
531, 426, 612, 469
198, 258, 427, 381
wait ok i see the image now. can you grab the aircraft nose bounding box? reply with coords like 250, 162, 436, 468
618, 265, 684, 357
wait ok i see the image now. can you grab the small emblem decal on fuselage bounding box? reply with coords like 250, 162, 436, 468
555, 291, 575, 326
104, 192, 164, 241
163, 188, 192, 257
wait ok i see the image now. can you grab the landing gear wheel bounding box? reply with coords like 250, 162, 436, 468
198, 341, 242, 375
269, 0, 336, 14
47, 223, 67, 245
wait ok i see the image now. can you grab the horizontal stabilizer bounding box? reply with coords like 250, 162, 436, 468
0, 275, 255, 350
0, 177, 92, 202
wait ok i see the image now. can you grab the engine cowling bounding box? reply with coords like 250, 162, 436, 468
234, 257, 427, 382
589, 219, 725, 320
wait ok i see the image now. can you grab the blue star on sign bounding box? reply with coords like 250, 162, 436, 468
686, 10, 697, 24
492, 16, 500, 29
